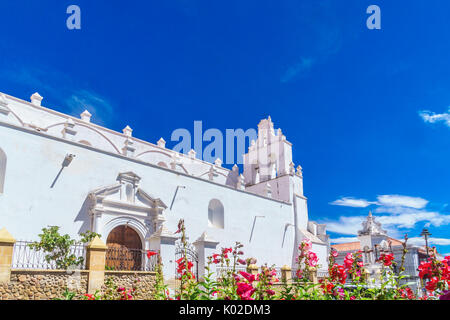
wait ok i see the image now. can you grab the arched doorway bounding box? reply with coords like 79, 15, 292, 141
106, 225, 143, 271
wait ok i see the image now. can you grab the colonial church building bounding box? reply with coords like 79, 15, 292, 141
0, 91, 329, 280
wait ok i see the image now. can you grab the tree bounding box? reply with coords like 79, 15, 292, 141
29, 226, 100, 269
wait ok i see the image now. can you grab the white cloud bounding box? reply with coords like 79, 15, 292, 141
330, 237, 359, 244
0, 64, 114, 126
330, 197, 374, 208
325, 193, 450, 238
325, 216, 366, 235
324, 208, 450, 239
66, 90, 114, 126
327, 194, 444, 237
419, 108, 450, 127
374, 207, 450, 229
376, 195, 428, 209
331, 194, 428, 209
324, 214, 402, 238
408, 237, 450, 246
281, 57, 316, 83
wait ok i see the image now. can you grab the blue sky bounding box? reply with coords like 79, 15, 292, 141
0, 1, 449, 255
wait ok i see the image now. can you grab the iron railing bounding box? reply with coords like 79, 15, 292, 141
105, 247, 157, 271
175, 242, 199, 280
216, 265, 248, 278
317, 270, 329, 279
12, 241, 86, 270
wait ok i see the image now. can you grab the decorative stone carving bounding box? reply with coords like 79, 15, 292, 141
358, 211, 387, 236
250, 139, 256, 151
88, 172, 167, 237
117, 171, 141, 203
237, 174, 245, 190
61, 118, 77, 141
122, 138, 136, 157
296, 165, 303, 177
170, 154, 181, 170
214, 158, 223, 167
80, 110, 92, 122
30, 92, 43, 106
208, 165, 218, 181
157, 137, 166, 148
123, 125, 133, 137
289, 162, 295, 175
188, 149, 196, 159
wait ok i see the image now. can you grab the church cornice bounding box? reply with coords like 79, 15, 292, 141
0, 120, 292, 205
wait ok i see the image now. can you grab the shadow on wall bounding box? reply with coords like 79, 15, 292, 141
74, 196, 92, 236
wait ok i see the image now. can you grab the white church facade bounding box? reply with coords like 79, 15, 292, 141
0, 91, 329, 280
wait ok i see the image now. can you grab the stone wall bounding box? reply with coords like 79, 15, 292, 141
0, 234, 158, 300
0, 269, 89, 300
0, 270, 157, 300
105, 271, 157, 300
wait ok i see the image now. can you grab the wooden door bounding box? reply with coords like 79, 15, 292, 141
106, 226, 142, 270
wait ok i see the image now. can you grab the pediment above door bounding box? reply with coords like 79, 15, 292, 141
88, 171, 167, 217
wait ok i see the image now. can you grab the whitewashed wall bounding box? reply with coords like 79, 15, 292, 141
0, 123, 297, 272
0, 91, 330, 279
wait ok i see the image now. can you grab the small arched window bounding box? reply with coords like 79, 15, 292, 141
0, 148, 6, 194
208, 199, 224, 229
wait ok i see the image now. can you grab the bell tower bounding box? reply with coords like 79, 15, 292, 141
243, 116, 293, 186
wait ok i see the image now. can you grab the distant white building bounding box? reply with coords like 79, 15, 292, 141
332, 212, 434, 292
0, 91, 329, 281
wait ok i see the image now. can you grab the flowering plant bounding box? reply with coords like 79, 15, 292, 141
58, 222, 448, 301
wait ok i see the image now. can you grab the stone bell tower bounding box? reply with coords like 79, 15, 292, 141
243, 116, 293, 186
242, 117, 307, 227
357, 211, 388, 265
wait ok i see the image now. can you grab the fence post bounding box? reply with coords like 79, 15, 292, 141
193, 232, 219, 281
308, 267, 318, 284
281, 265, 292, 283
0, 228, 15, 284
362, 268, 371, 283
86, 236, 107, 294
247, 264, 259, 276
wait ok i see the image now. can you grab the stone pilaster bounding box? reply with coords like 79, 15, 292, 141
86, 236, 107, 294
0, 228, 16, 284
148, 226, 177, 281
308, 267, 318, 284
247, 264, 259, 276
193, 232, 219, 280
281, 265, 292, 283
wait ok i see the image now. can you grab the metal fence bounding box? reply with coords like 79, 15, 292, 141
12, 241, 86, 270
105, 247, 157, 272
216, 265, 248, 278
215, 266, 284, 281
317, 270, 329, 279
175, 242, 199, 280
292, 268, 329, 281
